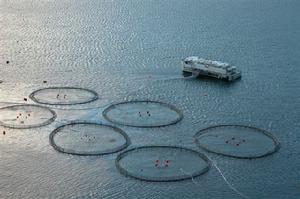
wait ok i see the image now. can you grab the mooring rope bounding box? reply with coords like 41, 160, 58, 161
206, 155, 250, 199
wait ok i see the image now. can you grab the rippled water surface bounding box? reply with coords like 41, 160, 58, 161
1, 0, 300, 198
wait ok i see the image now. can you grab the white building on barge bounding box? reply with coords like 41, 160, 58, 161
182, 56, 241, 81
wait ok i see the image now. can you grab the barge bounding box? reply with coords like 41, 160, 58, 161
182, 56, 241, 81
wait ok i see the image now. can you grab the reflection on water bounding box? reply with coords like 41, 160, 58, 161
1, 0, 300, 198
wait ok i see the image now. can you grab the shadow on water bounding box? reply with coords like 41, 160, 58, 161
181, 72, 242, 90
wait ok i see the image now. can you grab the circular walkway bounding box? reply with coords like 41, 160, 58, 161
50, 122, 130, 156
29, 87, 98, 105
116, 146, 209, 182
103, 101, 183, 127
194, 125, 280, 159
0, 104, 56, 129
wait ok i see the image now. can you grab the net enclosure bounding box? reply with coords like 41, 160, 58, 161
49, 122, 130, 156
194, 125, 280, 159
103, 100, 183, 128
116, 146, 210, 182
0, 104, 56, 129
29, 87, 98, 105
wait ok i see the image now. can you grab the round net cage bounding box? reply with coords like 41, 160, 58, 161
103, 101, 183, 128
29, 87, 98, 105
116, 146, 210, 182
194, 125, 280, 159
0, 104, 56, 129
49, 122, 131, 156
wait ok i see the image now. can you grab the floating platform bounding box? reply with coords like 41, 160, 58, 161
182, 56, 241, 81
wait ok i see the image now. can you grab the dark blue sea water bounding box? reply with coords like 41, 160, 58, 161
1, 0, 300, 198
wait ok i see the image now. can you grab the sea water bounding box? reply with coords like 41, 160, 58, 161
1, 0, 300, 198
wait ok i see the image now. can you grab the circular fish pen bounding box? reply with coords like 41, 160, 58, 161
49, 122, 130, 156
194, 125, 280, 159
103, 101, 183, 128
0, 104, 56, 129
116, 146, 210, 182
29, 87, 98, 105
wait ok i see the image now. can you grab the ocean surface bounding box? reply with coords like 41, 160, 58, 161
1, 0, 300, 198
